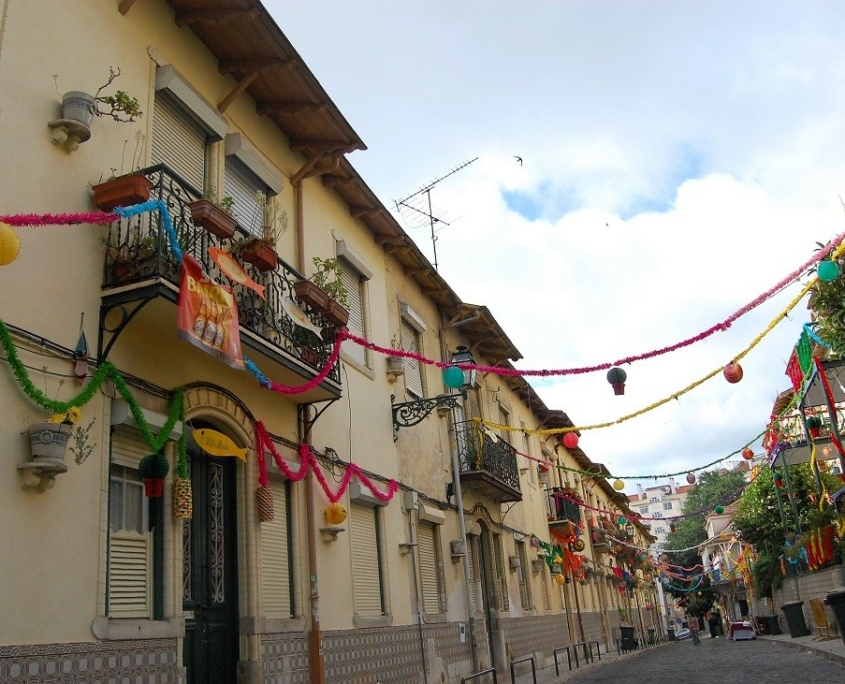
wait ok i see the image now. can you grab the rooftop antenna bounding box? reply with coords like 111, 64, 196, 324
394, 157, 478, 271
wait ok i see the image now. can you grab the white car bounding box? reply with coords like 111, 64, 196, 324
675, 628, 692, 641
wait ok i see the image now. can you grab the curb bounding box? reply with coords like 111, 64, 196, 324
761, 636, 845, 668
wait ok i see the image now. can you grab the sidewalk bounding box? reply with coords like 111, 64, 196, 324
759, 631, 845, 667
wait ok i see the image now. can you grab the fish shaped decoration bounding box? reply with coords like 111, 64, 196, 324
209, 247, 266, 300
192, 428, 248, 462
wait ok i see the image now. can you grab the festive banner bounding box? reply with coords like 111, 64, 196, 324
178, 254, 244, 369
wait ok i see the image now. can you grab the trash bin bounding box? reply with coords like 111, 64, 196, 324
667, 627, 676, 641
620, 625, 637, 652
764, 614, 782, 635
780, 601, 810, 638
647, 627, 656, 645
824, 587, 845, 647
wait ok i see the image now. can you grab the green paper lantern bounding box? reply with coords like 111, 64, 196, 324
818, 260, 841, 283
617, 515, 627, 526
139, 452, 170, 479
806, 415, 822, 429
714, 505, 725, 515
442, 365, 465, 389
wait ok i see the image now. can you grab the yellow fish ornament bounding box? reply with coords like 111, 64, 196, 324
192, 428, 248, 462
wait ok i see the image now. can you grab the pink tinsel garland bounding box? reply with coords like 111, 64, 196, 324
0, 211, 118, 225
254, 422, 397, 503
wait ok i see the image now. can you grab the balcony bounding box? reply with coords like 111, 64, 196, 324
546, 486, 582, 541
455, 421, 521, 503
98, 165, 341, 401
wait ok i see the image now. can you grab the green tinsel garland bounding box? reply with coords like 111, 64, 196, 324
0, 317, 185, 471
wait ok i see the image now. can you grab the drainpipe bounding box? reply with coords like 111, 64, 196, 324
299, 404, 326, 684
291, 156, 342, 274
570, 567, 586, 645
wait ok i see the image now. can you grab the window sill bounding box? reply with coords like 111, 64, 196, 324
91, 616, 184, 640
241, 616, 308, 634
353, 613, 393, 629
422, 612, 448, 624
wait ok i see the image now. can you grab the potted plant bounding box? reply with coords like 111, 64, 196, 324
28, 408, 80, 464
189, 192, 237, 240
230, 196, 288, 272
92, 131, 152, 211
293, 256, 350, 327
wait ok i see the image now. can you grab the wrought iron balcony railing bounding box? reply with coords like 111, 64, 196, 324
454, 420, 521, 503
100, 164, 339, 383
546, 487, 583, 525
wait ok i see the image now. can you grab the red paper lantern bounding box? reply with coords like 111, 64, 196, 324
686, 472, 696, 485
562, 432, 579, 449
741, 448, 754, 461
775, 477, 784, 488
723, 362, 744, 384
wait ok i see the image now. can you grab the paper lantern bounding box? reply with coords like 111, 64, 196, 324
775, 477, 784, 488
806, 415, 822, 438
573, 539, 585, 552
139, 452, 170, 498
442, 365, 465, 389
562, 432, 579, 449
0, 222, 20, 266
818, 260, 841, 283
617, 516, 627, 526
325, 502, 348, 525
741, 447, 754, 461
173, 478, 193, 519
555, 573, 565, 585
714, 505, 725, 515
613, 479, 625, 491
606, 367, 627, 395
686, 472, 696, 485
723, 362, 743, 384
669, 523, 676, 533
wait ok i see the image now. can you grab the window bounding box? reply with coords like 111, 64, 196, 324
418, 521, 444, 614
492, 534, 509, 611
516, 540, 532, 610
655, 527, 665, 535
663, 502, 673, 511
639, 506, 649, 514
497, 405, 511, 444
339, 258, 368, 367
261, 479, 293, 619
653, 512, 663, 519
108, 426, 153, 619
350, 503, 385, 616
224, 158, 267, 236
539, 562, 551, 610
649, 496, 659, 504
151, 91, 207, 191
467, 535, 480, 613
400, 317, 424, 398
521, 426, 534, 484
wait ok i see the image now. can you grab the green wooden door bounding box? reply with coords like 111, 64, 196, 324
183, 437, 239, 683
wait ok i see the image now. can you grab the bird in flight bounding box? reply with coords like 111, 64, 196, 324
514, 156, 523, 166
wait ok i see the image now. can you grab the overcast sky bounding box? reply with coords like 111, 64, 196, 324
268, 2, 845, 490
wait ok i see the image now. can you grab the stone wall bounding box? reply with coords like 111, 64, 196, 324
757, 565, 845, 636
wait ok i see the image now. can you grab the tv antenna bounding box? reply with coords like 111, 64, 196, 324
394, 157, 478, 271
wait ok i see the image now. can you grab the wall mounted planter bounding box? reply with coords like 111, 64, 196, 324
92, 174, 153, 211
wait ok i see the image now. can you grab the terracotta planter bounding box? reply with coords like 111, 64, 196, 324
188, 199, 237, 239
323, 299, 350, 328
241, 239, 278, 272
293, 280, 330, 310
91, 174, 153, 211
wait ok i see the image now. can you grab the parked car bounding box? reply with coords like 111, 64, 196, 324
675, 627, 692, 641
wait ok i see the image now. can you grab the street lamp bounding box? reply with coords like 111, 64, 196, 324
391, 346, 476, 439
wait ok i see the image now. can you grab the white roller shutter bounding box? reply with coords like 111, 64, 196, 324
418, 522, 441, 614
224, 158, 264, 236
111, 424, 149, 467
261, 480, 292, 618
109, 531, 151, 618
350, 504, 383, 615
151, 92, 206, 192
401, 319, 423, 397
339, 259, 366, 366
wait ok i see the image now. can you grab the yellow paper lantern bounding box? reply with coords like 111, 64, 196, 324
613, 479, 625, 491
555, 573, 565, 585
0, 222, 20, 266
324, 502, 347, 525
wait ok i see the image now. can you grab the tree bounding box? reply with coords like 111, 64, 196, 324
662, 469, 746, 609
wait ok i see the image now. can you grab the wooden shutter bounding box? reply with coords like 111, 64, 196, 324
224, 159, 264, 236
350, 504, 383, 615
261, 480, 292, 618
418, 522, 441, 614
467, 536, 478, 612
493, 535, 509, 611
339, 259, 366, 366
401, 319, 423, 397
151, 92, 206, 192
109, 531, 152, 618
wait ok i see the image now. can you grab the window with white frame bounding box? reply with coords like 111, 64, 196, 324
640, 506, 649, 514
350, 502, 385, 616
339, 258, 368, 367
649, 496, 659, 503
400, 308, 425, 398
418, 520, 444, 614
663, 502, 673, 510
261, 478, 293, 619
653, 512, 663, 519
108, 426, 153, 619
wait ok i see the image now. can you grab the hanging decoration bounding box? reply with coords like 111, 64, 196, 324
325, 502, 348, 525
256, 486, 274, 522
686, 472, 696, 484
138, 452, 170, 497
442, 365, 465, 389
613, 478, 625, 491
817, 259, 841, 283
806, 415, 822, 438
173, 477, 193, 519
208, 246, 266, 299
606, 367, 627, 395
73, 320, 90, 384
714, 505, 725, 515
617, 516, 627, 526
741, 447, 754, 460
562, 432, 579, 449
192, 427, 248, 461
722, 361, 743, 384
0, 221, 20, 265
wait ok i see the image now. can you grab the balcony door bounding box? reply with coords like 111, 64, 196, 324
183, 422, 239, 684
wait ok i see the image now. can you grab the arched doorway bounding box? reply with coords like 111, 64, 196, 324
182, 419, 240, 684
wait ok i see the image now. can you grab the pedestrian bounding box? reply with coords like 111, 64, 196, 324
707, 611, 720, 638
689, 615, 701, 645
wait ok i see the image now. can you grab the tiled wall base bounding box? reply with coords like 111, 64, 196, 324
0, 639, 179, 683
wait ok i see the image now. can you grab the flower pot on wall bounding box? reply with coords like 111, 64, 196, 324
323, 299, 350, 328
61, 91, 97, 127
188, 199, 237, 239
92, 174, 153, 211
28, 422, 72, 462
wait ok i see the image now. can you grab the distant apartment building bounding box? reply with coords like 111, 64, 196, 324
628, 479, 692, 551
